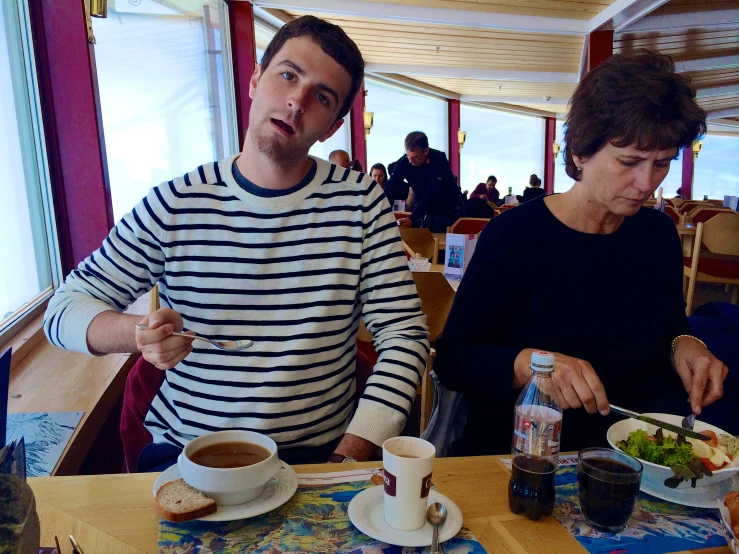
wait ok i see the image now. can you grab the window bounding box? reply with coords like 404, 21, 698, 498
0, 0, 60, 337
365, 78, 448, 171
693, 134, 739, 201
92, 1, 238, 221
460, 105, 544, 196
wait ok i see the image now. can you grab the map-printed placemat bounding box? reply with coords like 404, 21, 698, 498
500, 455, 728, 554
158, 468, 487, 553
6, 411, 83, 477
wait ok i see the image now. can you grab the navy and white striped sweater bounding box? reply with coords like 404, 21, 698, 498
44, 154, 429, 449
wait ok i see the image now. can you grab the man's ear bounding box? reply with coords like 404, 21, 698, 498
248, 64, 262, 100
318, 118, 345, 143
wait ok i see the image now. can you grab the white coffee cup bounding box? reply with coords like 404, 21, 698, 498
382, 436, 436, 531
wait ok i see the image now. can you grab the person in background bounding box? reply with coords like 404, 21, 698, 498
43, 15, 429, 469
385, 131, 463, 232
485, 176, 500, 204
470, 183, 488, 201
517, 174, 546, 203
675, 187, 687, 199
434, 49, 727, 456
370, 163, 388, 188
329, 149, 351, 168
350, 159, 363, 172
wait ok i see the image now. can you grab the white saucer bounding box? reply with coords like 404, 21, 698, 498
152, 461, 298, 522
348, 486, 463, 547
640, 474, 738, 509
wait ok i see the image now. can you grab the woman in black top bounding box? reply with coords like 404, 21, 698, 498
434, 50, 728, 455
518, 174, 546, 203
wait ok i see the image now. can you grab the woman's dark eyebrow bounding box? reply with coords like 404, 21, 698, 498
275, 59, 339, 105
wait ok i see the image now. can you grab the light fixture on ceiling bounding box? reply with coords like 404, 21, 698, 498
91, 0, 107, 17
543, 96, 551, 102
692, 140, 703, 159
552, 141, 561, 158
363, 111, 374, 136
458, 129, 467, 150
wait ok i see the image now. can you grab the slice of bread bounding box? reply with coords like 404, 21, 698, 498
155, 478, 217, 522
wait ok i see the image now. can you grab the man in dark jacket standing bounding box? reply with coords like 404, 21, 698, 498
385, 131, 462, 232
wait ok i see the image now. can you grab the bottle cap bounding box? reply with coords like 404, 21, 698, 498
530, 351, 554, 373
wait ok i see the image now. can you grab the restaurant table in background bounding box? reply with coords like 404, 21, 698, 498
27, 456, 730, 554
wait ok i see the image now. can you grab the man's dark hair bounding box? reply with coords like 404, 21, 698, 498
260, 16, 364, 121
487, 175, 497, 184
564, 49, 706, 180
404, 131, 429, 151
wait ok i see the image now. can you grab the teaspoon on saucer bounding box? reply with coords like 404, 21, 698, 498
135, 323, 253, 352
426, 502, 448, 554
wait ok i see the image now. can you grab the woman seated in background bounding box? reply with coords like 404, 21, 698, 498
433, 50, 728, 456
517, 174, 545, 203
370, 163, 388, 188
470, 183, 489, 200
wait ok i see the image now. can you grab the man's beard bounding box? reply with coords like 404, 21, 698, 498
251, 124, 307, 167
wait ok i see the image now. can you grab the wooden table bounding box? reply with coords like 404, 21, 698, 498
28, 457, 729, 554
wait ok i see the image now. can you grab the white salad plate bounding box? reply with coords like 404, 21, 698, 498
152, 461, 298, 522
640, 474, 738, 508
347, 485, 463, 547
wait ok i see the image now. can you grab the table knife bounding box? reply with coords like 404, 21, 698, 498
609, 405, 711, 441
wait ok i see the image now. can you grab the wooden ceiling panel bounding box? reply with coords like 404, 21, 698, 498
698, 95, 739, 110
615, 25, 739, 62
504, 102, 569, 113
333, 0, 615, 20
286, 12, 582, 73
413, 76, 576, 97
686, 68, 739, 88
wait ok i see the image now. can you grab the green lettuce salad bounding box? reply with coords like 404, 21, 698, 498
617, 428, 710, 488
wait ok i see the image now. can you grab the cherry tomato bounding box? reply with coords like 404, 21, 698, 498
701, 430, 719, 448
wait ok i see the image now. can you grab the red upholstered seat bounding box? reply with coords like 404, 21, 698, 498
691, 209, 730, 224
450, 218, 489, 235
683, 256, 739, 279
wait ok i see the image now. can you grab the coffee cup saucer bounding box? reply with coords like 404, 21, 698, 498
348, 485, 463, 547
152, 461, 298, 522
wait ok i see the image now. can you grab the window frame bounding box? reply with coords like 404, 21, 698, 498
0, 0, 62, 349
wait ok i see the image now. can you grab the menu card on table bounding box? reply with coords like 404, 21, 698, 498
499, 456, 729, 554
159, 468, 488, 553
444, 233, 477, 281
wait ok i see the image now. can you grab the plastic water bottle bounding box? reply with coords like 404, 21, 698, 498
508, 351, 562, 520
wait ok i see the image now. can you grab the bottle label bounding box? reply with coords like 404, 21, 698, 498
513, 405, 562, 458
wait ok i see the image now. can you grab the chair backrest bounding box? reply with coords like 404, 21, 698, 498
400, 228, 436, 261
394, 211, 410, 220
149, 283, 160, 313
690, 207, 734, 224
663, 205, 680, 224
0, 348, 10, 447
702, 213, 739, 256
679, 201, 702, 214
412, 272, 456, 343
449, 218, 489, 235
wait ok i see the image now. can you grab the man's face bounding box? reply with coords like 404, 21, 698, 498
248, 36, 352, 166
406, 148, 429, 167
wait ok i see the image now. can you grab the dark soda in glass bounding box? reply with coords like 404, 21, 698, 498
578, 449, 642, 533
508, 454, 556, 521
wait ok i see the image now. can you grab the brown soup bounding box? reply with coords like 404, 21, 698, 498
189, 441, 271, 469
398, 454, 419, 459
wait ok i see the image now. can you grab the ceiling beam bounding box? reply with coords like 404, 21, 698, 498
610, 0, 670, 33
368, 73, 460, 99
706, 108, 739, 120
460, 95, 569, 105
709, 118, 739, 129
620, 8, 739, 33
467, 102, 557, 118
696, 84, 739, 98
364, 64, 580, 84
252, 0, 587, 35
677, 55, 739, 73
587, 0, 664, 32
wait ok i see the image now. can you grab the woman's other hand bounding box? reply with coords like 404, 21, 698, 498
514, 348, 610, 415
673, 337, 728, 415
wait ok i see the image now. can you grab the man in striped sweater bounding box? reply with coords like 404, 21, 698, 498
44, 16, 429, 468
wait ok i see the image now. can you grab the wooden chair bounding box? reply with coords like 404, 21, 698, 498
400, 228, 439, 264
688, 207, 734, 224
394, 211, 410, 220
683, 212, 739, 315
149, 283, 160, 313
663, 205, 680, 225
420, 348, 435, 434
448, 217, 490, 235
679, 201, 706, 214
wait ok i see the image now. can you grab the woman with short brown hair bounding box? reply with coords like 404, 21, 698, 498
434, 50, 728, 455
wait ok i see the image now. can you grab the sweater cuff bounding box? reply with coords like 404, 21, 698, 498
56, 300, 117, 356
345, 401, 406, 447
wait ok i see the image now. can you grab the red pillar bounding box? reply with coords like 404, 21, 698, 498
681, 146, 694, 200
30, 0, 113, 273
229, 1, 257, 146
349, 85, 367, 170
448, 99, 461, 180
587, 30, 614, 71
544, 117, 556, 194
